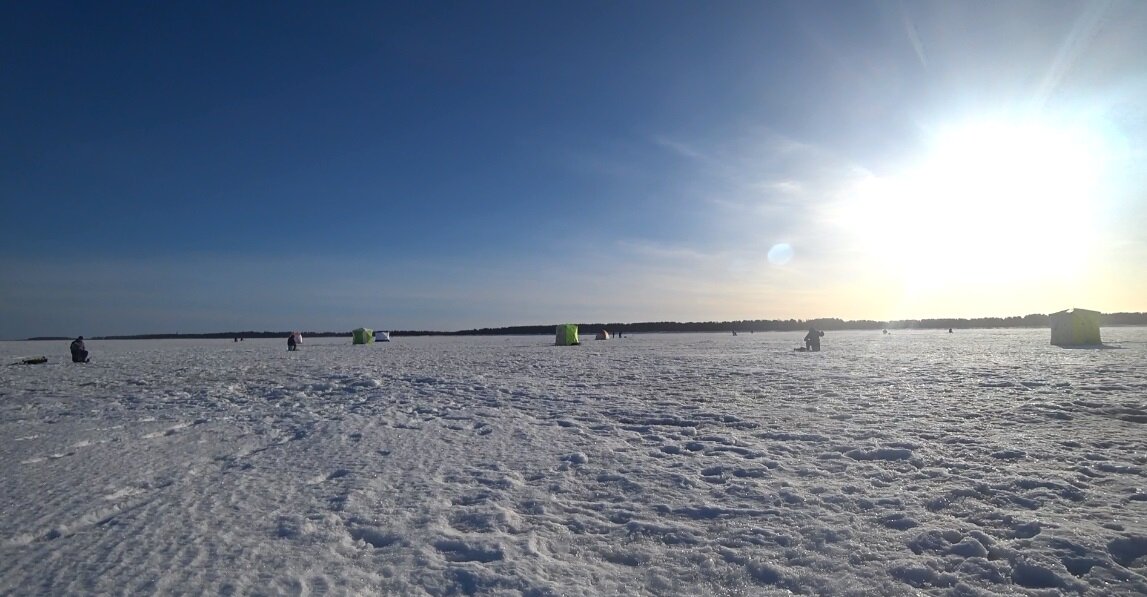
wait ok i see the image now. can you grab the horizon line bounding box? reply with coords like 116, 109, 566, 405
16, 311, 1147, 341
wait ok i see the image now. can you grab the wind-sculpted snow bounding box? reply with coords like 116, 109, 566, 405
2, 329, 1146, 595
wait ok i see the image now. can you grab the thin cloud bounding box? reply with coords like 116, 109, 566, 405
758, 180, 805, 195
899, 2, 928, 69
653, 135, 711, 162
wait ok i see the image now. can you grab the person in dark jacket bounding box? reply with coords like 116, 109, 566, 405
287, 332, 298, 351
70, 336, 90, 363
804, 328, 823, 352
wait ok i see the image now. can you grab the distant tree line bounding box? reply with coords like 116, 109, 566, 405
452, 312, 1147, 336
442, 312, 1147, 335
23, 312, 1147, 340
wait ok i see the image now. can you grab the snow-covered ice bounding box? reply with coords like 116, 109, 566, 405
2, 329, 1146, 595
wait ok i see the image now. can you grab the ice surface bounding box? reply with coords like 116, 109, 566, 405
2, 329, 1146, 595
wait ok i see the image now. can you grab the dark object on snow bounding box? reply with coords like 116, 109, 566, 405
20, 356, 48, 365
804, 328, 823, 352
70, 336, 90, 363
287, 332, 298, 351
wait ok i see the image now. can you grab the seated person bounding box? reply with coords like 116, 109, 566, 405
70, 336, 90, 363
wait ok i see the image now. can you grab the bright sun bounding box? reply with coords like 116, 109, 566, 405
842, 117, 1109, 286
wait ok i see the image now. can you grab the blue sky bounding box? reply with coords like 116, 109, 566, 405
3, 1, 1145, 338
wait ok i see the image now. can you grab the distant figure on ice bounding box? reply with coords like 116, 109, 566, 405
287, 332, 298, 351
804, 327, 823, 352
948, 328, 953, 333
70, 336, 90, 363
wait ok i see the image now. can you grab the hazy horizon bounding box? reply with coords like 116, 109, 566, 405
10, 310, 1145, 342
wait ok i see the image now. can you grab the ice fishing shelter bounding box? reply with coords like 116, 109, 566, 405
352, 328, 374, 344
374, 331, 391, 342
1050, 308, 1101, 346
555, 324, 579, 346
595, 330, 610, 340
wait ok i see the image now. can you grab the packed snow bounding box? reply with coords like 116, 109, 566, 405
2, 329, 1146, 596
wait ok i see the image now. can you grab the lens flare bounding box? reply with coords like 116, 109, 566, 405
768, 243, 794, 265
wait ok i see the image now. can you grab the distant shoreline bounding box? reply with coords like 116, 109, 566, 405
20, 312, 1147, 341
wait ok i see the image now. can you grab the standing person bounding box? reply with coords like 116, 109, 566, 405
70, 336, 90, 362
804, 327, 823, 352
287, 332, 298, 352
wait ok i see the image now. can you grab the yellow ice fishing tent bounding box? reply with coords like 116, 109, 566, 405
352, 328, 374, 344
1050, 308, 1101, 346
555, 324, 579, 346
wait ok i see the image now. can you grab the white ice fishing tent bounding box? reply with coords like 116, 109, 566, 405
595, 330, 610, 340
374, 331, 391, 342
1050, 308, 1102, 346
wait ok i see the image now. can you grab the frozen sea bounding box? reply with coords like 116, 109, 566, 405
2, 329, 1146, 596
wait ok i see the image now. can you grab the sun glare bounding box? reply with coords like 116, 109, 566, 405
839, 116, 1110, 287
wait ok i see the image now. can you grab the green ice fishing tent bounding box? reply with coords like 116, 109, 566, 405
352, 328, 374, 344
555, 324, 579, 346
1049, 308, 1101, 346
